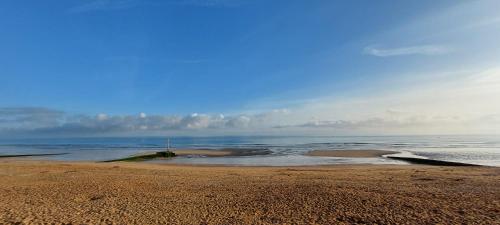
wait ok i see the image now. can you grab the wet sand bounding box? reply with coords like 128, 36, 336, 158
387, 156, 483, 166
173, 148, 271, 157
0, 160, 498, 224
131, 148, 271, 158
173, 149, 233, 156
306, 150, 399, 157
102, 148, 271, 162
0, 153, 68, 158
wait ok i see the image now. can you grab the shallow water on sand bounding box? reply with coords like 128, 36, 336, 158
0, 136, 499, 166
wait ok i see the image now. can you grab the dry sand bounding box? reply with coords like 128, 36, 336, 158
0, 160, 499, 224
306, 149, 399, 157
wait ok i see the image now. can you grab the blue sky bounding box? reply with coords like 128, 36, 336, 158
1, 0, 500, 136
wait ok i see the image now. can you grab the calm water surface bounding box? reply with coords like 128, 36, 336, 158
0, 136, 499, 166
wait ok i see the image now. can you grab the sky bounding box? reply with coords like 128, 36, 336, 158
1, 0, 500, 137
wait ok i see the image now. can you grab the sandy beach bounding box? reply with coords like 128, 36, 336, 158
2, 0, 499, 224
0, 160, 498, 224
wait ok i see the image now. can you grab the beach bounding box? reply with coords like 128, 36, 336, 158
2, 0, 500, 224
1, 160, 498, 224
305, 150, 399, 157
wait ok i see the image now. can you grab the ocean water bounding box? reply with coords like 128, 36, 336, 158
0, 136, 499, 166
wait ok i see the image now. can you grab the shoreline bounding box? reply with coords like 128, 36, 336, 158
386, 156, 483, 166
173, 148, 273, 157
305, 149, 399, 158
0, 153, 68, 158
0, 160, 498, 224
0, 148, 489, 167
100, 148, 272, 162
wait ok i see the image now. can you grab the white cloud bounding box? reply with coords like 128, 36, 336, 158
0, 107, 64, 129
8, 0, 500, 137
0, 108, 292, 136
277, 67, 500, 135
2, 66, 500, 138
362, 0, 500, 60
226, 115, 251, 128
363, 45, 450, 57
96, 113, 108, 121
3, 66, 499, 137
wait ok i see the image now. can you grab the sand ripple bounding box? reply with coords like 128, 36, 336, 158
0, 161, 498, 224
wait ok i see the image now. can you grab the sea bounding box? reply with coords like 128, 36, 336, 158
0, 135, 499, 166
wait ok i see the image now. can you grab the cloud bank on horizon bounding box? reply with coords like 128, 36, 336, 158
1, 0, 500, 137
2, 66, 500, 136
